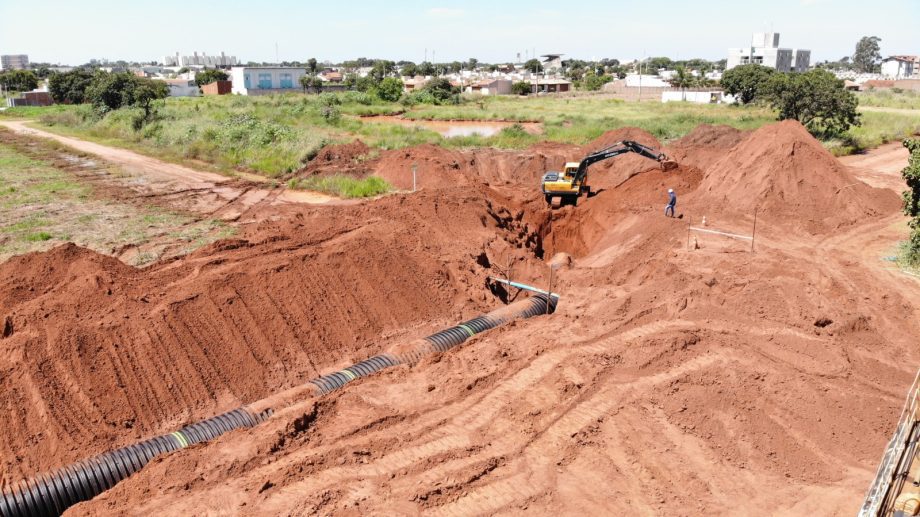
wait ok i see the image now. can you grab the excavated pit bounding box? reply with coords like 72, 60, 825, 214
1, 121, 917, 515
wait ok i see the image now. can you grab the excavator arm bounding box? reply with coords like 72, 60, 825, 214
570, 140, 675, 187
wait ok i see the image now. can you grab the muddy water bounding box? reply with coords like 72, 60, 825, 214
361, 115, 542, 138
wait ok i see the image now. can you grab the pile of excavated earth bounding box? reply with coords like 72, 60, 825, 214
1, 120, 918, 515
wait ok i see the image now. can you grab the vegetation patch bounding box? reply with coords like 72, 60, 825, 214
290, 175, 390, 198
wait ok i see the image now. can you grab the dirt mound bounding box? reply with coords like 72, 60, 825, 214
669, 124, 748, 170
296, 140, 373, 177
579, 128, 669, 190
697, 120, 901, 233
0, 187, 547, 484
373, 143, 575, 190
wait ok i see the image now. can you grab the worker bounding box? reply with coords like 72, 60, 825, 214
665, 188, 676, 217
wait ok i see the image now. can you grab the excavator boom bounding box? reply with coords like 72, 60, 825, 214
541, 140, 677, 207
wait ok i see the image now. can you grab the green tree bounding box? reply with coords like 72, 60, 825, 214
417, 61, 436, 76
853, 36, 882, 73
902, 139, 920, 266
369, 60, 396, 82
647, 56, 673, 71
421, 77, 458, 103
720, 64, 775, 104
668, 66, 698, 93
177, 67, 190, 75
765, 69, 860, 136
299, 75, 323, 93
523, 59, 543, 73
132, 80, 169, 119
0, 70, 39, 92
375, 77, 404, 102
194, 68, 228, 87
307, 58, 318, 76
48, 69, 95, 103
581, 72, 612, 91
511, 81, 531, 96
84, 72, 168, 117
467, 58, 478, 70
400, 62, 418, 77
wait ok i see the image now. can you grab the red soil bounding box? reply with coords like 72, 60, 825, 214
2, 121, 918, 515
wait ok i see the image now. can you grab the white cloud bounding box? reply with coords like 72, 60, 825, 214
801, 0, 831, 4
427, 7, 465, 17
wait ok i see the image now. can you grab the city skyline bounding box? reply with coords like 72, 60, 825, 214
1, 0, 917, 66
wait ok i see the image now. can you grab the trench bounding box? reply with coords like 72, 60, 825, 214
0, 294, 557, 517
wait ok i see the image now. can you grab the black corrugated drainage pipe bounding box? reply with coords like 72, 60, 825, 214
0, 294, 557, 517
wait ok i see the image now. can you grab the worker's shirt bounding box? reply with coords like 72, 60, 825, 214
668, 193, 677, 206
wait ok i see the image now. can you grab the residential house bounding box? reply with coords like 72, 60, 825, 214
531, 78, 572, 94
466, 79, 512, 96
161, 79, 200, 97
881, 56, 917, 79
229, 67, 307, 95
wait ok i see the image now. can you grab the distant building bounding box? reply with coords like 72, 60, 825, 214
466, 79, 512, 96
158, 79, 200, 97
163, 51, 238, 68
201, 80, 232, 95
881, 56, 918, 79
531, 78, 571, 94
1, 54, 29, 71
229, 66, 307, 95
540, 54, 564, 72
727, 33, 810, 72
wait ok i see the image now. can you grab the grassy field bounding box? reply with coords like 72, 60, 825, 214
0, 134, 234, 264
857, 89, 920, 110
3, 90, 919, 177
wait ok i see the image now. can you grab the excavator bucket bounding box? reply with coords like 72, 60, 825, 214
660, 160, 678, 171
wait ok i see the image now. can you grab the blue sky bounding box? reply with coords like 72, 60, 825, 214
1, 0, 916, 65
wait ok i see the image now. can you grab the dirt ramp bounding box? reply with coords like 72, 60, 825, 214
697, 120, 900, 233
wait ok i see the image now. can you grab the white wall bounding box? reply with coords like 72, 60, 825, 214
661, 91, 735, 104
230, 67, 308, 95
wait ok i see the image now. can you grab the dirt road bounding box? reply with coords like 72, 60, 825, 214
0, 120, 336, 219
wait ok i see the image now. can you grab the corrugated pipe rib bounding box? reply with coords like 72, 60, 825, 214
0, 294, 556, 517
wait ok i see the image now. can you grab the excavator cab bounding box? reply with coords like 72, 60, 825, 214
541, 141, 676, 207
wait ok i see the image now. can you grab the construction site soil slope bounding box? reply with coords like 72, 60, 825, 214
0, 187, 549, 485
2, 121, 918, 515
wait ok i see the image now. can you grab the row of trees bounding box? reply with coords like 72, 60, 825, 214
48, 69, 168, 120
0, 70, 39, 92
721, 64, 859, 135
818, 36, 884, 73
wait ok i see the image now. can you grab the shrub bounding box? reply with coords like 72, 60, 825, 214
292, 175, 390, 198
511, 81, 532, 96
321, 105, 341, 124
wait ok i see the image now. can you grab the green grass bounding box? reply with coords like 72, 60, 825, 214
5, 91, 916, 178
824, 110, 920, 156
0, 136, 237, 262
290, 175, 391, 198
857, 89, 920, 110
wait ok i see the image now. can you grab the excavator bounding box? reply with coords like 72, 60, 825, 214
541, 140, 677, 207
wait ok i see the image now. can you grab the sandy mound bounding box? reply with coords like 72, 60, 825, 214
696, 120, 900, 233
0, 187, 548, 483
373, 143, 575, 190
578, 128, 670, 190
669, 124, 748, 170
296, 140, 373, 177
